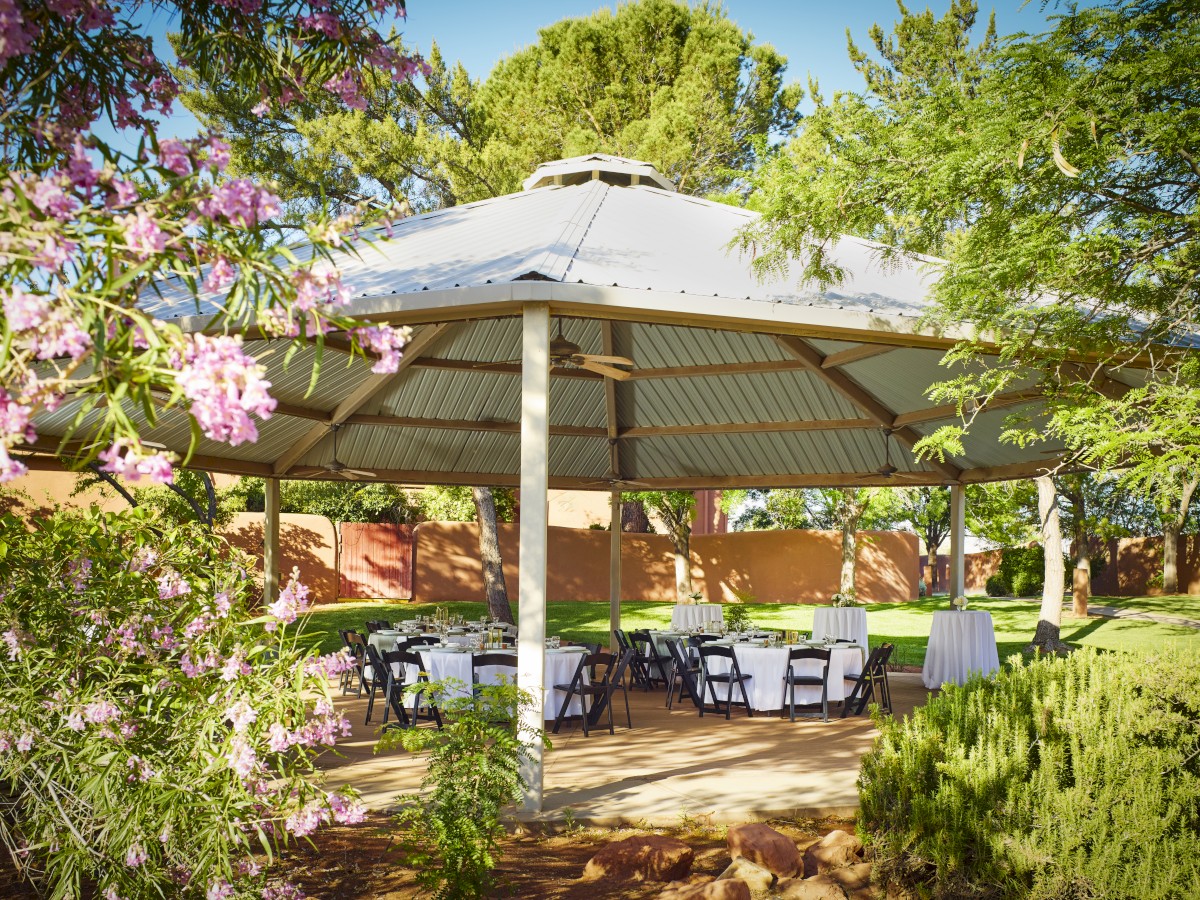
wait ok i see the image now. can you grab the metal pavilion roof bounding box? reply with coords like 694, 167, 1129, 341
35, 157, 1133, 489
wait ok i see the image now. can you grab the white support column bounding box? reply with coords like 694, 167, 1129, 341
609, 489, 622, 650
517, 302, 550, 814
263, 477, 281, 604
948, 484, 966, 599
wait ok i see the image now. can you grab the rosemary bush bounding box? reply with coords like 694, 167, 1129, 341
859, 648, 1200, 898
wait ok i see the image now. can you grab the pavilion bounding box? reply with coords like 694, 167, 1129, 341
29, 154, 1131, 812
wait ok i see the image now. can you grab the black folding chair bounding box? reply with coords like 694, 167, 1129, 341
472, 653, 518, 687
397, 634, 438, 652
697, 645, 753, 719
394, 648, 442, 728
784, 647, 831, 722
552, 650, 634, 736
613, 629, 650, 690
629, 629, 671, 690
664, 638, 702, 710
379, 648, 413, 727
337, 629, 361, 694
364, 620, 390, 634
363, 644, 407, 726
841, 643, 894, 718
342, 630, 369, 697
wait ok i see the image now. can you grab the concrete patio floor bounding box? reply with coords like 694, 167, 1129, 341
318, 672, 932, 826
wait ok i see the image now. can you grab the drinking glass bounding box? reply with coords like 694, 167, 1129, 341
550, 636, 560, 649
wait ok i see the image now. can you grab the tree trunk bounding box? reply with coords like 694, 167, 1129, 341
1028, 475, 1068, 653
1072, 544, 1091, 618
926, 545, 938, 593
621, 500, 651, 533
472, 487, 514, 624
840, 525, 857, 595
671, 526, 693, 601
1161, 471, 1198, 594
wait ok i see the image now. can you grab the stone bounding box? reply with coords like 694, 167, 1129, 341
582, 835, 695, 882
726, 823, 801, 878
776, 874, 849, 900
659, 879, 753, 900
802, 829, 864, 877
825, 863, 876, 899
716, 857, 775, 900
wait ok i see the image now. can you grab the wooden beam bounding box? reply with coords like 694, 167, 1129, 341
772, 334, 964, 482
958, 457, 1066, 483
891, 388, 1045, 428
412, 358, 602, 379
601, 321, 621, 475
410, 356, 816, 381
820, 343, 900, 369
343, 413, 604, 438
272, 323, 452, 476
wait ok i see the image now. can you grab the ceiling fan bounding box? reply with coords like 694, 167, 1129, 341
475, 320, 635, 380
302, 424, 376, 480
581, 473, 651, 489
858, 428, 912, 481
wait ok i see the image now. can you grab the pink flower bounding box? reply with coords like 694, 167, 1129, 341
29, 176, 79, 220
251, 100, 270, 117
65, 711, 84, 731
284, 800, 329, 837
225, 735, 258, 778
225, 699, 257, 733
2, 627, 24, 659
97, 439, 174, 484
129, 547, 158, 573
107, 177, 139, 207
327, 792, 366, 825
352, 324, 410, 374
83, 699, 121, 724
204, 256, 236, 293
265, 571, 310, 630
173, 334, 275, 445
156, 569, 191, 600
207, 879, 235, 900
220, 650, 251, 682
207, 137, 231, 172
15, 733, 32, 752
102, 887, 124, 900
29, 233, 78, 270
323, 70, 366, 110
65, 138, 99, 189
124, 842, 148, 867
3, 287, 50, 331
156, 139, 192, 177
0, 0, 40, 65
266, 723, 291, 753
197, 179, 280, 228
261, 882, 305, 900
119, 209, 167, 260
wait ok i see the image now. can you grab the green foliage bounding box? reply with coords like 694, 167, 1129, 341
723, 604, 752, 632
230, 476, 422, 524
184, 0, 802, 210
859, 648, 1200, 898
0, 507, 358, 899
984, 574, 1009, 597
727, 487, 902, 532
417, 485, 516, 523
743, 0, 1200, 488
998, 546, 1046, 597
379, 680, 546, 900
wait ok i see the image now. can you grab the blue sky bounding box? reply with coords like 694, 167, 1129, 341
132, 1, 1071, 146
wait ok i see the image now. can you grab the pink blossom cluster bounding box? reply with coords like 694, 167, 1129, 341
82, 698, 121, 725
206, 878, 235, 900
124, 841, 148, 867
128, 546, 158, 573
119, 208, 168, 260
283, 791, 365, 838
290, 268, 350, 313
265, 570, 310, 631
204, 256, 237, 294
126, 754, 156, 782
2, 626, 29, 660
198, 179, 281, 229
352, 323, 411, 374
172, 334, 276, 446
298, 11, 341, 38
220, 650, 251, 681
261, 880, 305, 900
225, 734, 258, 778
265, 699, 350, 753
0, 388, 35, 481
157, 568, 191, 600
0, 0, 38, 66
180, 650, 220, 678
97, 439, 174, 484
225, 699, 257, 733
0, 731, 35, 753
302, 649, 356, 680
322, 71, 366, 111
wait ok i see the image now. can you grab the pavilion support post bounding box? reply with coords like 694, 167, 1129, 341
609, 488, 622, 650
517, 302, 550, 814
263, 477, 281, 606
948, 484, 966, 600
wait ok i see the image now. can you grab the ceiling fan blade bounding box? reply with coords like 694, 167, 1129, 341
577, 360, 631, 381
472, 359, 521, 369
579, 354, 634, 366
344, 468, 376, 478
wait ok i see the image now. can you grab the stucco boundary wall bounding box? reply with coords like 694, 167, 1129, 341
222, 513, 339, 604
412, 523, 919, 604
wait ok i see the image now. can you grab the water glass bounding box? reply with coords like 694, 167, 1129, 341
550, 636, 560, 649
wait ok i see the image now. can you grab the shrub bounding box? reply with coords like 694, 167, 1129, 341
724, 604, 753, 632
0, 508, 362, 899
998, 546, 1045, 596
984, 574, 1009, 596
380, 680, 546, 900
859, 648, 1200, 899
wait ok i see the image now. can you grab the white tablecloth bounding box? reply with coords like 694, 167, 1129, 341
922, 610, 1000, 688
418, 648, 588, 718
702, 644, 859, 710
811, 607, 869, 662
671, 603, 724, 630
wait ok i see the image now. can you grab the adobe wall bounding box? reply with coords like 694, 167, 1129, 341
412, 523, 919, 604
221, 513, 339, 605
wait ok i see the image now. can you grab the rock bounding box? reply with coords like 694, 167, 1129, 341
824, 863, 876, 899
726, 823, 801, 878
659, 879, 753, 900
716, 857, 775, 899
582, 835, 695, 882
776, 874, 848, 900
802, 829, 864, 877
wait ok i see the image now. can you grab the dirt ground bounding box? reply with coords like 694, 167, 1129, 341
0, 813, 856, 899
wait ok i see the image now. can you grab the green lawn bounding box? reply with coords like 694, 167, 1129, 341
297, 596, 1199, 666
1089, 594, 1200, 621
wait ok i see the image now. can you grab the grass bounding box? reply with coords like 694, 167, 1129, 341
296, 595, 1199, 666
1089, 593, 1200, 621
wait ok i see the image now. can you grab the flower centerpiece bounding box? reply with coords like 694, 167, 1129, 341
951, 595, 969, 611
831, 589, 859, 608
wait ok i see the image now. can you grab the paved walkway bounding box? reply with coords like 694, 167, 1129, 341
1084, 604, 1200, 629
318, 673, 931, 826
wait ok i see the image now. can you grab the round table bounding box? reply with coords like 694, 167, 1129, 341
671, 603, 724, 630
417, 647, 588, 718
701, 643, 861, 711
811, 607, 869, 652
922, 610, 1000, 688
